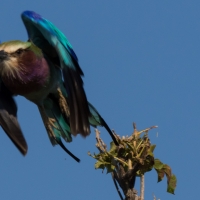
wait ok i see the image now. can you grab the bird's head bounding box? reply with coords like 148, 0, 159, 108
0, 40, 42, 78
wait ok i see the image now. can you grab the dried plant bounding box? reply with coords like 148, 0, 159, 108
88, 123, 177, 200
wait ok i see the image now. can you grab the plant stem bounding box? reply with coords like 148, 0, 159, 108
140, 175, 144, 200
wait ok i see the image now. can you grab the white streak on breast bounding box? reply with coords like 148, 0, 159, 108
0, 57, 22, 80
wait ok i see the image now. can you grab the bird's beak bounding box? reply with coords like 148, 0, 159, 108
0, 50, 8, 61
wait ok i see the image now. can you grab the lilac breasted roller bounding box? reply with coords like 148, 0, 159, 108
0, 11, 118, 162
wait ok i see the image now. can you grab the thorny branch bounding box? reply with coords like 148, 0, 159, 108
89, 123, 177, 199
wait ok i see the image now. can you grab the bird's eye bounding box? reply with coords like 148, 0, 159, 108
16, 49, 23, 55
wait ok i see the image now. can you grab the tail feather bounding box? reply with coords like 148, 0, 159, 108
56, 138, 80, 162
88, 102, 118, 146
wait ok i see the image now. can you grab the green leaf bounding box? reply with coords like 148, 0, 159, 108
109, 142, 116, 152
154, 159, 164, 170
163, 164, 172, 182
137, 155, 154, 175
155, 168, 165, 182
167, 174, 177, 194
154, 163, 177, 194
95, 161, 105, 170
149, 145, 156, 153
109, 142, 117, 156
106, 164, 115, 173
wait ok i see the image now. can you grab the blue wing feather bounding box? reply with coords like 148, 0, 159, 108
21, 10, 90, 136
21, 11, 79, 69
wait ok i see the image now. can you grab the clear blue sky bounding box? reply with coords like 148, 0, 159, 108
0, 1, 199, 199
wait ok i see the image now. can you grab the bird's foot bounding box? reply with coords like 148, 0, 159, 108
57, 88, 70, 117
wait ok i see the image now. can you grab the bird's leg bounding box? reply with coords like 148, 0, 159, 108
57, 88, 70, 117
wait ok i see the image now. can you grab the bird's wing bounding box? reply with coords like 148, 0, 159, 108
21, 11, 91, 136
0, 81, 27, 155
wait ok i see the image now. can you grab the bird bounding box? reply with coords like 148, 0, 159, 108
0, 11, 118, 162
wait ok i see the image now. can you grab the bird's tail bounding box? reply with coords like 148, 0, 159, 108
88, 102, 118, 146
38, 96, 80, 162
